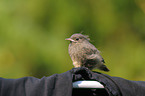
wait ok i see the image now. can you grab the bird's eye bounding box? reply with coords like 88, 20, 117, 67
76, 38, 79, 41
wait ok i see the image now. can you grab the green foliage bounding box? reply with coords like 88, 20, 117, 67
0, 0, 145, 80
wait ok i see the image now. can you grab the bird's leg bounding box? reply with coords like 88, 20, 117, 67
73, 61, 81, 68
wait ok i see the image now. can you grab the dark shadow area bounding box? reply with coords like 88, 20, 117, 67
72, 88, 109, 96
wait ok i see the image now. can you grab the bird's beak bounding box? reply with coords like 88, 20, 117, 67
65, 38, 75, 42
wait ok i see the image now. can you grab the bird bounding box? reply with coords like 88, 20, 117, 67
65, 33, 110, 72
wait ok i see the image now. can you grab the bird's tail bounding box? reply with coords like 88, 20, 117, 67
99, 65, 110, 72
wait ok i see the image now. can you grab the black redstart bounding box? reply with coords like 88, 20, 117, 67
65, 33, 109, 72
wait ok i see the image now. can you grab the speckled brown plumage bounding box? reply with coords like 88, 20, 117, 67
66, 33, 109, 72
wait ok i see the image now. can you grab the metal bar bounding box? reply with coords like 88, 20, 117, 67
73, 81, 104, 89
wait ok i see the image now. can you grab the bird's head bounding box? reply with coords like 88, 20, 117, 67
65, 33, 90, 44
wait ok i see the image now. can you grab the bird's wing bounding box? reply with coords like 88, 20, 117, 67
101, 58, 105, 63
82, 45, 105, 64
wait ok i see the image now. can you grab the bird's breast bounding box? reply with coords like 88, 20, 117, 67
69, 43, 84, 62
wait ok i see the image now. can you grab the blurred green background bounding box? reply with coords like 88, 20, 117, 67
0, 0, 145, 80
